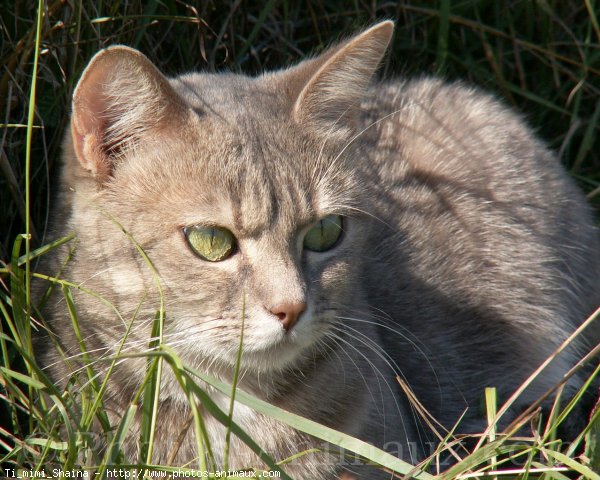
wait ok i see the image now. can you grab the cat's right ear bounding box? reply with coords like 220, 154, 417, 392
70, 46, 187, 183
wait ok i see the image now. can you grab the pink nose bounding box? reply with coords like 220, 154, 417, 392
270, 302, 307, 331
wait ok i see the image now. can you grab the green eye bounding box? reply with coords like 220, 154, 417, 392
184, 225, 236, 262
303, 215, 344, 252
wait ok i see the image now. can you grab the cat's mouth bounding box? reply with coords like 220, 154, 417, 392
227, 309, 324, 370
166, 306, 324, 372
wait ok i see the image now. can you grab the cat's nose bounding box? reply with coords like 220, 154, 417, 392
270, 301, 307, 331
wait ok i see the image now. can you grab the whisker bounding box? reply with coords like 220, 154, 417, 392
337, 314, 440, 389
325, 330, 417, 463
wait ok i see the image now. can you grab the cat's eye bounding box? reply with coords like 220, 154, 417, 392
303, 215, 344, 252
184, 225, 236, 262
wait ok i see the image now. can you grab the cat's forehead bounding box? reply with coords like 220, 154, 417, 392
194, 130, 336, 237
134, 116, 355, 239
172, 73, 282, 121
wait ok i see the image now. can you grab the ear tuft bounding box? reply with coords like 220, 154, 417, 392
291, 21, 394, 137
70, 46, 186, 183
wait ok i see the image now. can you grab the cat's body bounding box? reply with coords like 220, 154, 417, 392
39, 22, 600, 478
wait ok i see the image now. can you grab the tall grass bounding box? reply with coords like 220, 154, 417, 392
1, 1, 599, 478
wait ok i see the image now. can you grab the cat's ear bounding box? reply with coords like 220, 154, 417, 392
287, 21, 394, 136
70, 46, 186, 183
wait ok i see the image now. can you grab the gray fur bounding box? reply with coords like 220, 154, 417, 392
38, 22, 600, 478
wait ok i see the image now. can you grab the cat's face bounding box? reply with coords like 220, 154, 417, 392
61, 23, 393, 374
100, 105, 368, 372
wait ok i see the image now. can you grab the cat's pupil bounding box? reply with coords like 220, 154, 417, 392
184, 225, 236, 262
303, 214, 344, 252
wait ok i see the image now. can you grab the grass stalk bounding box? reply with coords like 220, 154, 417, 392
24, 0, 44, 340
484, 387, 497, 479
223, 294, 246, 472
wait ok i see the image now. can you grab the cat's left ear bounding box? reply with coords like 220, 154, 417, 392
281, 21, 394, 137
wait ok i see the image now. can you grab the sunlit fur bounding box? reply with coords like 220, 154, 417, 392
38, 22, 600, 478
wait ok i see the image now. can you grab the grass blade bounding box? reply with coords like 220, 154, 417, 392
542, 448, 600, 480
188, 368, 434, 479
223, 294, 246, 472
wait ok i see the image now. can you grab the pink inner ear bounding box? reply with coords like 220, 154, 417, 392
71, 106, 114, 182
70, 61, 116, 180
71, 127, 111, 181
71, 108, 100, 174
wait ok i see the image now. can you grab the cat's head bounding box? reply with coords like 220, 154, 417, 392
61, 22, 393, 373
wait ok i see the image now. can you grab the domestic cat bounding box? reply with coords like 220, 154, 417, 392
39, 21, 600, 478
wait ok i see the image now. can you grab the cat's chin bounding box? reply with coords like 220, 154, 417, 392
238, 336, 317, 373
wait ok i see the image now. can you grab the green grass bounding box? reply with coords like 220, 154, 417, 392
1, 1, 600, 478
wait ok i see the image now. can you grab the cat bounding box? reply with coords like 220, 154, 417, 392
38, 20, 600, 479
